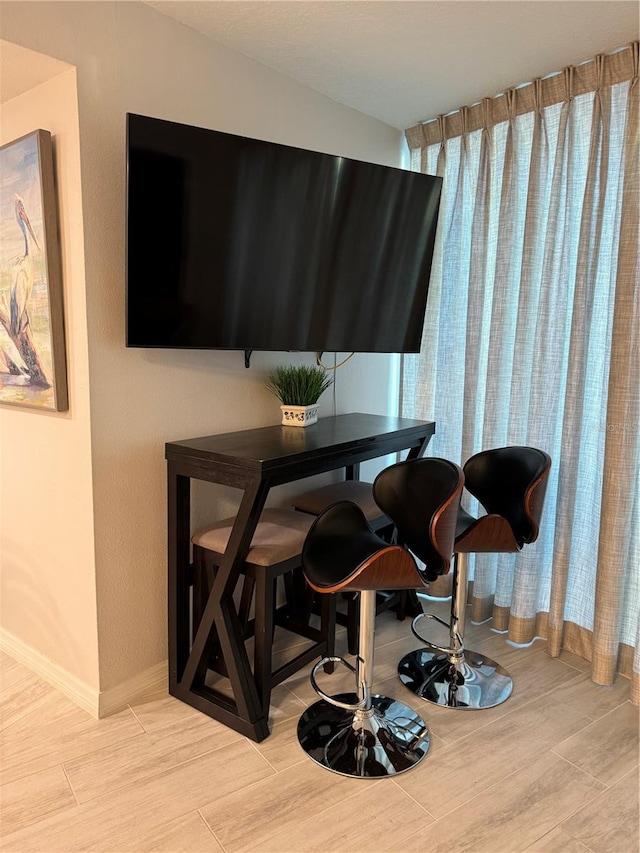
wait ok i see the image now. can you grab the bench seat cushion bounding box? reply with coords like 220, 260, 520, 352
292, 480, 386, 523
192, 508, 313, 566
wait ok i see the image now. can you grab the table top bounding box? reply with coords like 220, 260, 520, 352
165, 412, 435, 474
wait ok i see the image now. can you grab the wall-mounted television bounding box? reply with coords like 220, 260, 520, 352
126, 113, 442, 355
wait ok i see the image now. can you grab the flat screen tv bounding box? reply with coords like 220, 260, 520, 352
126, 113, 442, 354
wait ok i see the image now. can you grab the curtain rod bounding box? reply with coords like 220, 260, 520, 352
406, 41, 638, 150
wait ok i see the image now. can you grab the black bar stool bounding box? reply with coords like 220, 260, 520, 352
292, 480, 419, 653
297, 458, 463, 777
393, 446, 551, 709
192, 508, 336, 718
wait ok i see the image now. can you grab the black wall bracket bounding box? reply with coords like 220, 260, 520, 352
244, 350, 253, 368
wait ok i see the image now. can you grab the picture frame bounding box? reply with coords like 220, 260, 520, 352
0, 128, 68, 412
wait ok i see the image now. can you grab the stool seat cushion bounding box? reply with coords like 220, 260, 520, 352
292, 481, 386, 522
192, 508, 313, 566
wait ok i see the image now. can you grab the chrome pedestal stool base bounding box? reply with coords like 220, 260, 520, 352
399, 552, 513, 709
398, 648, 513, 709
297, 691, 430, 777
297, 589, 430, 777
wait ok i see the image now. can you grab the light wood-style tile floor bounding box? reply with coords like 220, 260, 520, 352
1, 599, 638, 853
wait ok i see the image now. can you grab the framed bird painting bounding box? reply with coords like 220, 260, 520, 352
0, 129, 68, 411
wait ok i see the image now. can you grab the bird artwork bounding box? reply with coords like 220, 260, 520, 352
10, 193, 40, 337
0, 129, 66, 409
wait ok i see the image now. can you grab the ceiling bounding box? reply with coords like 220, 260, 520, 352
0, 41, 72, 104
2, 4, 637, 125
146, 1, 639, 129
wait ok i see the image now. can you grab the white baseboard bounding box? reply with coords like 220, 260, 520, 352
0, 627, 168, 718
0, 626, 99, 716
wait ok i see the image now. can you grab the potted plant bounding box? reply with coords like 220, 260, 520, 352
266, 364, 333, 427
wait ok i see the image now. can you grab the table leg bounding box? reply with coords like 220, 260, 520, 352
177, 478, 271, 741
168, 464, 191, 692
254, 568, 275, 717
345, 463, 361, 480
406, 432, 433, 460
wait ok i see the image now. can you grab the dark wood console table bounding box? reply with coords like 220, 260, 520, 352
165, 412, 435, 741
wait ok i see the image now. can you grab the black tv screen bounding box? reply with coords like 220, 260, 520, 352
126, 114, 442, 353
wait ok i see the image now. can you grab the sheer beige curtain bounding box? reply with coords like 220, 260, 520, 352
402, 44, 639, 703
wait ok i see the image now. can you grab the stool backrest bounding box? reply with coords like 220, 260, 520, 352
463, 447, 551, 547
302, 500, 396, 589
373, 458, 464, 582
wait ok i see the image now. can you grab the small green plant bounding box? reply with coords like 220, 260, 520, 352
266, 364, 333, 406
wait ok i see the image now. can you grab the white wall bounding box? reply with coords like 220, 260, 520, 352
0, 1, 403, 703
0, 66, 100, 693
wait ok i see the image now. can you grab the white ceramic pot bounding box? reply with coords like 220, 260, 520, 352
280, 404, 319, 427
